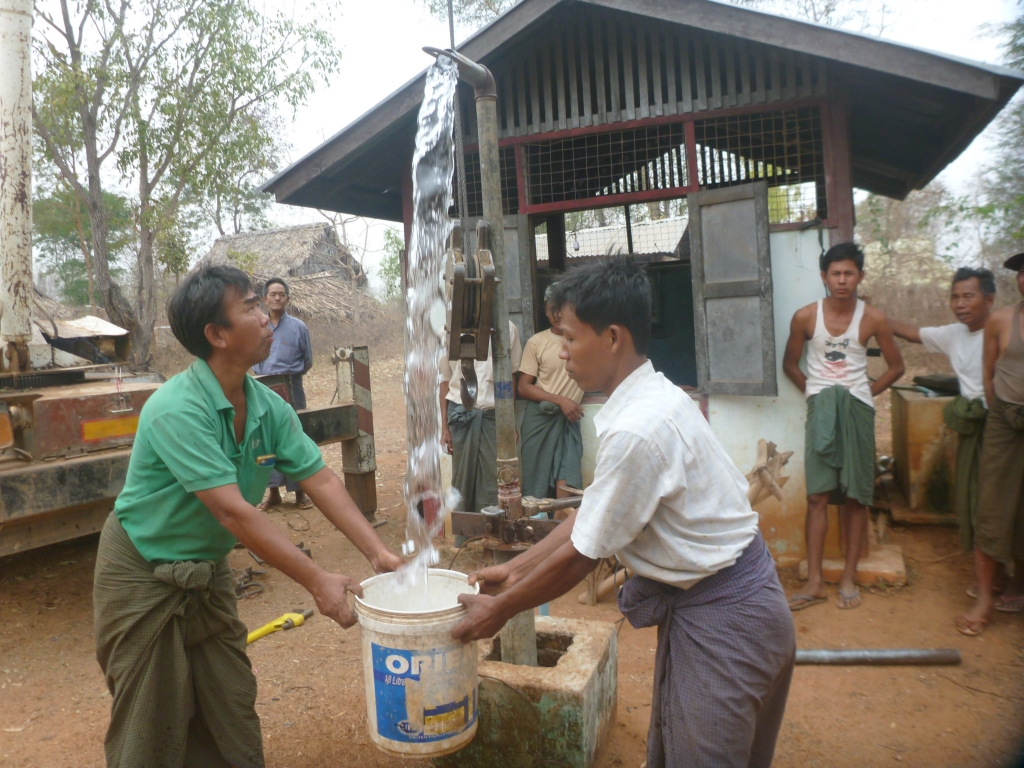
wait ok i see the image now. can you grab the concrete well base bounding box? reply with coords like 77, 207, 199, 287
799, 543, 907, 586
435, 616, 617, 768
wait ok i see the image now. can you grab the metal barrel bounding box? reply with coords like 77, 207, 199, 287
795, 648, 962, 666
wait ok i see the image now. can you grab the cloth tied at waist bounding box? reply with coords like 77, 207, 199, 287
806, 384, 875, 506
617, 531, 794, 768
154, 560, 217, 591
618, 529, 776, 627
943, 395, 987, 436
519, 399, 584, 498
943, 395, 988, 552
94, 513, 263, 768
993, 397, 1024, 431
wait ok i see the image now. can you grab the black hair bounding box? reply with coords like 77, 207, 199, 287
951, 267, 996, 297
555, 257, 651, 355
820, 242, 865, 273
264, 277, 289, 297
168, 265, 252, 359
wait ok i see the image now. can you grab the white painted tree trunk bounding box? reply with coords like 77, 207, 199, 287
0, 0, 34, 362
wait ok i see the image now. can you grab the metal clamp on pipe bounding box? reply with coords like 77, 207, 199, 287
447, 221, 495, 410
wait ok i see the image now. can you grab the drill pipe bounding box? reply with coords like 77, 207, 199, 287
795, 648, 961, 666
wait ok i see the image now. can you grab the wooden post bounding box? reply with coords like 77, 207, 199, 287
546, 213, 567, 271
335, 345, 378, 520
825, 85, 855, 245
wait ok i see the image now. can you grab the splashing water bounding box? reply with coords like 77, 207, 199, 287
400, 55, 461, 587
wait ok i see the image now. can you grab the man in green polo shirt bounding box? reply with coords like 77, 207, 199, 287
93, 265, 403, 768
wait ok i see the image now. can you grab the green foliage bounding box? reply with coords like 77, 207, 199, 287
378, 228, 405, 303
227, 250, 261, 277
33, 186, 133, 306
977, 12, 1024, 254
155, 223, 192, 280
32, 0, 340, 361
423, 0, 519, 28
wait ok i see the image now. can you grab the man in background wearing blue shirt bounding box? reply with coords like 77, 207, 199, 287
254, 277, 315, 509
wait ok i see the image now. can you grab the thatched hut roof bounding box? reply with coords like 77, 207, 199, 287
196, 222, 367, 287
284, 271, 381, 324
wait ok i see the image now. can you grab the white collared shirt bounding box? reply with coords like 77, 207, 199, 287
571, 361, 759, 589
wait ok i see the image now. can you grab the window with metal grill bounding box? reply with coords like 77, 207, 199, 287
454, 148, 520, 217
521, 123, 689, 206
693, 106, 826, 224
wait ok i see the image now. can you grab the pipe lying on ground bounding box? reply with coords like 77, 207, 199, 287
795, 648, 961, 666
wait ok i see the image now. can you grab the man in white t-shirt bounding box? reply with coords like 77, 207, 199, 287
889, 267, 996, 555
452, 259, 795, 767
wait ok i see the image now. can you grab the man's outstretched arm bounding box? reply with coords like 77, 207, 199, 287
299, 467, 403, 574
887, 318, 922, 344
197, 484, 380, 628
453, 538, 598, 642
467, 508, 580, 595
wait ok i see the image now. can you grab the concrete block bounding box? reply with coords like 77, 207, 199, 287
799, 543, 906, 586
436, 616, 617, 768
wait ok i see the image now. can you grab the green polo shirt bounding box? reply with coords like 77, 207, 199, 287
115, 359, 325, 563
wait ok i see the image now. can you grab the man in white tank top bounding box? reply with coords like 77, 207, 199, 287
783, 243, 904, 611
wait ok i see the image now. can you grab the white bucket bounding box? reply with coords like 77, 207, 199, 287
355, 568, 480, 758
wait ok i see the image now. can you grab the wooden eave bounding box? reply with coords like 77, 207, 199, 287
262, 0, 1024, 219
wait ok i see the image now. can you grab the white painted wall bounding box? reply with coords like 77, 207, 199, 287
708, 228, 827, 565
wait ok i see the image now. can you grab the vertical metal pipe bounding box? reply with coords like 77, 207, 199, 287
429, 46, 535, 666
0, 0, 33, 369
492, 548, 538, 667
475, 77, 523, 522
624, 205, 634, 254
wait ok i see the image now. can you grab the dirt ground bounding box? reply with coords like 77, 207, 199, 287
2, 353, 1023, 768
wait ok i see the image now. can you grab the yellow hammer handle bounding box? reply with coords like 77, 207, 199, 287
246, 613, 308, 645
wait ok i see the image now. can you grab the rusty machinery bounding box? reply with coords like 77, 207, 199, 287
446, 221, 494, 412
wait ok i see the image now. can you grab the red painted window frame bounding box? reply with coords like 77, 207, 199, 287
463, 96, 844, 230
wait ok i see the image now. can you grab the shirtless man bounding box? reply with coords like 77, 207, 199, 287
783, 242, 904, 611
956, 253, 1024, 636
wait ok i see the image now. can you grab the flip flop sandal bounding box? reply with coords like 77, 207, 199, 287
955, 614, 988, 637
297, 498, 314, 510
836, 589, 862, 609
995, 595, 1024, 614
967, 584, 1005, 599
789, 594, 827, 612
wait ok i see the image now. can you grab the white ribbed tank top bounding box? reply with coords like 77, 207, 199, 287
804, 298, 874, 407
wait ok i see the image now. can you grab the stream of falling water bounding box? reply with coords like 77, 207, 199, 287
400, 55, 460, 588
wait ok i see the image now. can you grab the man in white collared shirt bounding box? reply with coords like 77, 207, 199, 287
453, 258, 795, 768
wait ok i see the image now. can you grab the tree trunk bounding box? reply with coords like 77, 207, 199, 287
131, 160, 159, 368
73, 211, 96, 314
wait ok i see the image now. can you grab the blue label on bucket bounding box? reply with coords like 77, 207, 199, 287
370, 642, 477, 743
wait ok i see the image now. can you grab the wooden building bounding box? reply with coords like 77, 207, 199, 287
263, 0, 1023, 564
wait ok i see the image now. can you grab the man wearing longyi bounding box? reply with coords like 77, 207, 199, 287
452, 259, 795, 768
93, 265, 403, 768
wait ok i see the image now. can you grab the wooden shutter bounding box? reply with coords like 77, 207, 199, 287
688, 181, 777, 396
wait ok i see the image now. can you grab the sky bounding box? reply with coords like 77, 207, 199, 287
263, 0, 1020, 291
